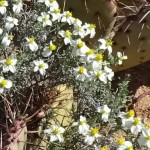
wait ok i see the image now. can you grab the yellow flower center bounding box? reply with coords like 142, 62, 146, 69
78, 66, 85, 74
79, 120, 86, 125
145, 125, 150, 129
86, 49, 94, 56
42, 17, 48, 22
119, 56, 124, 61
96, 71, 102, 78
117, 138, 125, 145
96, 53, 103, 61
74, 18, 79, 23
90, 127, 99, 136
65, 30, 72, 38
77, 26, 82, 31
77, 42, 84, 49
106, 40, 113, 46
66, 11, 72, 18
6, 58, 13, 65
11, 19, 15, 24
101, 145, 108, 150
126, 110, 135, 118
145, 136, 150, 140
125, 146, 133, 150
29, 37, 35, 43
8, 35, 14, 40
15, 0, 21, 4
53, 128, 60, 135
39, 63, 45, 69
89, 24, 96, 29
0, 1, 5, 6
50, 0, 55, 2
133, 118, 140, 125
48, 44, 57, 51
54, 9, 61, 14
0, 79, 7, 87
101, 110, 106, 114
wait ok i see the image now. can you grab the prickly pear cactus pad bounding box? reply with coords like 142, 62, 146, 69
57, 0, 150, 71
1, 0, 150, 149
57, 0, 117, 41
3, 120, 27, 150
113, 5, 150, 71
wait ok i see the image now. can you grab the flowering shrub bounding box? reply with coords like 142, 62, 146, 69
0, 0, 149, 150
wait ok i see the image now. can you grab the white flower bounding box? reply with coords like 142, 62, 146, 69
117, 52, 128, 65
0, 28, 3, 35
94, 145, 109, 150
99, 145, 109, 150
93, 53, 104, 63
84, 127, 101, 145
73, 24, 86, 39
79, 48, 95, 63
5, 16, 18, 31
98, 38, 113, 55
37, 12, 52, 27
72, 116, 89, 135
73, 66, 89, 81
84, 23, 96, 38
130, 117, 143, 134
44, 125, 65, 142
61, 11, 74, 25
49, 8, 62, 22
73, 18, 82, 27
26, 37, 38, 51
0, 0, 8, 14
42, 41, 57, 57
0, 58, 17, 73
97, 105, 111, 122
104, 66, 114, 81
58, 30, 73, 45
117, 138, 133, 150
142, 124, 150, 132
138, 129, 150, 148
72, 39, 88, 56
41, 32, 47, 42
33, 60, 48, 76
0, 77, 12, 93
92, 62, 107, 83
1, 34, 14, 47
13, 0, 23, 14
118, 110, 135, 129
102, 61, 110, 67
38, 0, 59, 11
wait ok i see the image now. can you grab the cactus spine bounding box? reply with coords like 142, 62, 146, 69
57, 0, 150, 71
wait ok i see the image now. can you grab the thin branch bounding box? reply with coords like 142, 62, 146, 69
22, 89, 33, 116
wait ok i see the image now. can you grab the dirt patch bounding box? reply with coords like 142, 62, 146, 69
134, 86, 150, 124
114, 60, 150, 124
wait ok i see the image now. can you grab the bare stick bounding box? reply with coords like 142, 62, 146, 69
22, 89, 33, 116
2, 95, 16, 128
84, 0, 89, 13
63, 0, 66, 12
